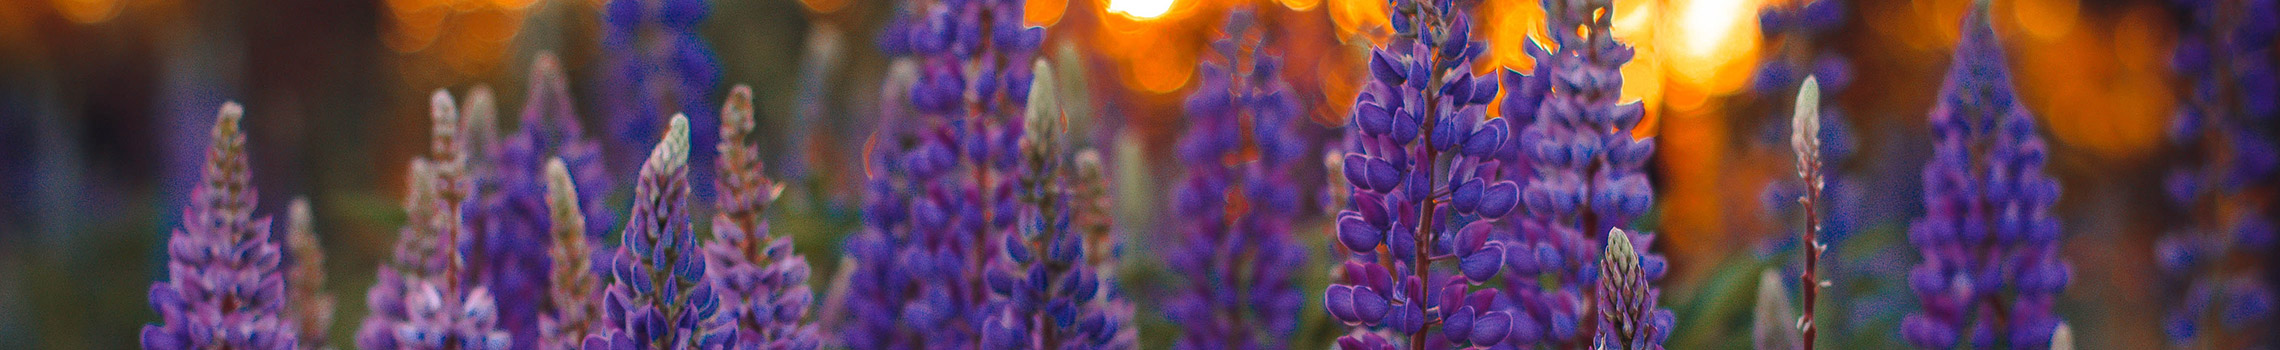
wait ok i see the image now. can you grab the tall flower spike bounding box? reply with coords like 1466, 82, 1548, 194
1500, 0, 1667, 346
286, 198, 336, 350
842, 0, 1045, 346
1324, 0, 1521, 348
584, 115, 733, 350
360, 159, 439, 350
979, 60, 1126, 350
1899, 5, 2070, 349
1072, 151, 1138, 350
542, 158, 602, 350
1594, 229, 1672, 350
2157, 0, 2277, 346
1789, 76, 1826, 350
1167, 9, 1307, 350
475, 53, 618, 350
391, 89, 513, 350
144, 102, 300, 350
704, 85, 822, 350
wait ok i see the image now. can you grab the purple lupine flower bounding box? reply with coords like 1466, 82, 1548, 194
471, 53, 618, 350
1594, 229, 1672, 350
360, 158, 443, 350
360, 90, 515, 350
143, 102, 301, 350
583, 116, 734, 350
600, 0, 722, 198
285, 198, 336, 350
1165, 10, 1307, 350
2157, 0, 2277, 346
703, 86, 822, 350
977, 62, 1125, 350
542, 158, 604, 350
1497, 0, 1666, 346
1070, 151, 1138, 350
1898, 6, 2070, 349
840, 0, 1044, 347
1321, 0, 1522, 348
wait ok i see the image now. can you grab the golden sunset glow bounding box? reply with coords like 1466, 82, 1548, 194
1108, 0, 1175, 19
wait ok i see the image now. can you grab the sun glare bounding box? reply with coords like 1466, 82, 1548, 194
1108, 0, 1174, 19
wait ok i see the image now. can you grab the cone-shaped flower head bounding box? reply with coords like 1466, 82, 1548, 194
703, 85, 821, 350
584, 115, 733, 350
542, 158, 603, 350
1593, 229, 1672, 350
143, 102, 301, 350
1900, 6, 2070, 349
285, 198, 335, 350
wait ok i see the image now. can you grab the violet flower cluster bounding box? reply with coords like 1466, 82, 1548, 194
358, 90, 514, 350
1494, 0, 1669, 346
472, 54, 618, 350
1899, 6, 2070, 349
703, 86, 822, 350
841, 0, 1043, 346
582, 116, 735, 349
600, 0, 723, 194
974, 63, 1125, 350
143, 102, 301, 350
1321, 0, 1527, 348
1165, 10, 1307, 350
2156, 0, 2277, 346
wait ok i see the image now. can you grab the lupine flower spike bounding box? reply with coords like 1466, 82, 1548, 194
405, 90, 514, 350
476, 54, 619, 350
1498, 0, 1665, 346
1323, 0, 1524, 348
583, 115, 733, 350
977, 60, 1125, 350
842, 0, 1044, 345
1595, 229, 1671, 350
703, 85, 822, 350
1167, 9, 1306, 350
1071, 151, 1138, 350
285, 198, 336, 350
1899, 5, 2071, 349
2157, 0, 2277, 346
143, 102, 301, 350
541, 158, 602, 350
1790, 76, 1826, 350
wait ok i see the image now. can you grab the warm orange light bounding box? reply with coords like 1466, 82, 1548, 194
1025, 0, 1066, 26
1674, 0, 1747, 59
1108, 0, 1174, 19
51, 0, 121, 24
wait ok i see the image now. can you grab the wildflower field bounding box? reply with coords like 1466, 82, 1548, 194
0, 0, 2272, 348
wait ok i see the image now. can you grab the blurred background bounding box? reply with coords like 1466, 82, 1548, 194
0, 0, 2245, 348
